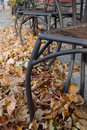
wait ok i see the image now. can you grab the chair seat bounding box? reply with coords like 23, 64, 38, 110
23, 9, 80, 18
39, 23, 87, 46
23, 9, 58, 15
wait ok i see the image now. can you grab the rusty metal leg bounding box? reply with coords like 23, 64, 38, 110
64, 45, 76, 93
26, 38, 41, 122
80, 53, 86, 98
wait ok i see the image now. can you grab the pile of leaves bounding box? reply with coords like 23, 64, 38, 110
0, 25, 87, 130
0, 25, 36, 129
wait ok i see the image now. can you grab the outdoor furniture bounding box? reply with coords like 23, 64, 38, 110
25, 0, 87, 122
15, 0, 33, 35
19, 0, 83, 45
19, 0, 60, 45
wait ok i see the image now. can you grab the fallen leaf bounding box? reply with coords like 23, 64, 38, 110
6, 94, 16, 115
73, 67, 79, 73
35, 109, 51, 121
43, 111, 57, 120
79, 119, 87, 127
0, 114, 10, 126
16, 125, 22, 130
68, 84, 79, 95
7, 58, 14, 65
70, 104, 87, 120
72, 113, 78, 125
15, 105, 29, 122
29, 120, 39, 130
49, 120, 55, 130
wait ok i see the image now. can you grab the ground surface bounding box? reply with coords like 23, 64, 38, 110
0, 6, 13, 28
0, 8, 87, 101
0, 7, 87, 130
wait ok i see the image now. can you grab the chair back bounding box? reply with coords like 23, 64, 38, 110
32, 0, 56, 12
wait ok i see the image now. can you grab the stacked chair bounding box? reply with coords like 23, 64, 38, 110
15, 0, 83, 45
25, 0, 87, 122
15, 0, 33, 35
19, 0, 62, 45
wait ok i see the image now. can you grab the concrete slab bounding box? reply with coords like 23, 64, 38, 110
0, 9, 13, 28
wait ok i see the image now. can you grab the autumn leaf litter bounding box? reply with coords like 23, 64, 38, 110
0, 25, 87, 130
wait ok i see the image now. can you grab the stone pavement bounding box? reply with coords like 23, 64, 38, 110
0, 8, 87, 100
0, 6, 13, 28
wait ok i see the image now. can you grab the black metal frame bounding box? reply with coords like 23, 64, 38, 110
15, 0, 34, 35
19, 0, 84, 45
26, 35, 87, 122
19, 0, 62, 45
25, 0, 87, 122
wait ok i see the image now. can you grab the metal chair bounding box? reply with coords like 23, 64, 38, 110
15, 0, 33, 35
19, 0, 61, 45
25, 0, 87, 122
19, 0, 84, 45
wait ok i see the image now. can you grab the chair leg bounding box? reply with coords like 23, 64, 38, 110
36, 17, 38, 30
80, 0, 84, 22
47, 42, 62, 66
80, 53, 86, 98
32, 17, 36, 35
19, 16, 25, 45
54, 16, 57, 28
19, 16, 31, 45
64, 45, 76, 93
47, 15, 51, 54
15, 13, 19, 35
26, 38, 41, 122
38, 41, 52, 57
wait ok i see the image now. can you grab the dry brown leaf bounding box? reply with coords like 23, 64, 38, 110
0, 114, 10, 126
72, 113, 79, 125
6, 94, 16, 115
75, 122, 82, 129
80, 126, 87, 130
41, 93, 53, 102
62, 108, 69, 120
52, 101, 62, 111
29, 120, 39, 130
15, 105, 29, 122
16, 125, 22, 130
35, 109, 51, 121
42, 111, 57, 120
70, 104, 87, 120
79, 119, 87, 127
76, 95, 84, 105
68, 84, 79, 95
66, 93, 83, 103
64, 117, 72, 129
73, 67, 79, 73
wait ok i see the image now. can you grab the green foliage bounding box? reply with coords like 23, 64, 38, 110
10, 0, 22, 4
7, 0, 11, 6
16, 0, 22, 4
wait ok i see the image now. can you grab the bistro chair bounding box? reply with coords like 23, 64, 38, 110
19, 0, 61, 45
25, 0, 87, 122
19, 0, 83, 45
15, 0, 33, 35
